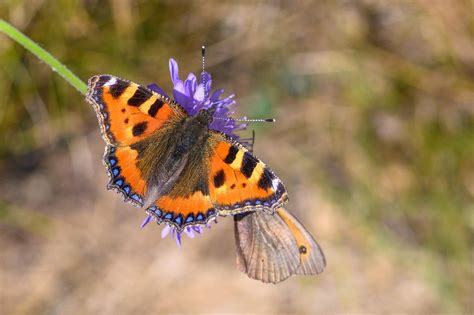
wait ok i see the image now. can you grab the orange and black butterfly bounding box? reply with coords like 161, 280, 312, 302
86, 67, 325, 283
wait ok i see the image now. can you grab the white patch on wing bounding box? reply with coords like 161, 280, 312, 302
272, 178, 280, 191
104, 77, 117, 87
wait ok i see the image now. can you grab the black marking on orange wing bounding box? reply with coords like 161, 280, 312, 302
148, 99, 164, 117
110, 80, 129, 98
130, 141, 147, 158
258, 167, 274, 190
127, 86, 152, 106
224, 145, 238, 164
213, 170, 225, 188
241, 152, 257, 178
132, 122, 148, 137
193, 178, 210, 195
208, 130, 289, 215
95, 75, 111, 87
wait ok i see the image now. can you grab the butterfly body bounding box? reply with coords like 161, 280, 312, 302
86, 75, 288, 232
131, 108, 215, 208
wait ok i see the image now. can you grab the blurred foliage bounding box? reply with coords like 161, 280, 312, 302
0, 0, 473, 314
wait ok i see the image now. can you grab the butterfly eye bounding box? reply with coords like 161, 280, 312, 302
299, 245, 307, 254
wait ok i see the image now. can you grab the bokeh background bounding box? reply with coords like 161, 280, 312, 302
1, 1, 473, 314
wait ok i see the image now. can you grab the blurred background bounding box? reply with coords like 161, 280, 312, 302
1, 1, 473, 314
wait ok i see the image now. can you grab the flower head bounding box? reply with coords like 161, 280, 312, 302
142, 58, 244, 244
148, 58, 247, 139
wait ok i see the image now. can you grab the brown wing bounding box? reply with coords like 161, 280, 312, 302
234, 207, 326, 284
276, 207, 326, 275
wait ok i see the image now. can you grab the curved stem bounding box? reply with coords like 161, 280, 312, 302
0, 19, 87, 95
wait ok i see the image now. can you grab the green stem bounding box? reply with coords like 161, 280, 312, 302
0, 19, 87, 95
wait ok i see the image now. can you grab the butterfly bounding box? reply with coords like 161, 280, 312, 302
86, 74, 325, 283
235, 207, 326, 283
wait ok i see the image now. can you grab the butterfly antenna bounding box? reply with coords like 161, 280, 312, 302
213, 117, 276, 123
201, 45, 208, 99
200, 45, 274, 124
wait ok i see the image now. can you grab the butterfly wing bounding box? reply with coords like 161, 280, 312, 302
234, 207, 325, 284
86, 75, 187, 206
87, 75, 186, 146
144, 148, 217, 230
143, 130, 289, 232
276, 207, 326, 275
208, 131, 288, 215
234, 211, 300, 283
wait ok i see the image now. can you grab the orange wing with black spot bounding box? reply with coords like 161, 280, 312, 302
208, 131, 289, 215
86, 75, 186, 207
87, 74, 186, 146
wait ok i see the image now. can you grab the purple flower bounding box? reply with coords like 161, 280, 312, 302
148, 58, 247, 139
142, 58, 242, 245
140, 214, 216, 247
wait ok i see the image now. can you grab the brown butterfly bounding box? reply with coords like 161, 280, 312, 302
235, 207, 326, 283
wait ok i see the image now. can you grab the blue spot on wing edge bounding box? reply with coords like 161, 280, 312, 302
103, 145, 144, 207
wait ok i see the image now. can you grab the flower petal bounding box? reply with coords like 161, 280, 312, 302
184, 227, 195, 238
194, 84, 206, 102
185, 73, 197, 96
173, 89, 195, 114
147, 83, 169, 98
175, 231, 182, 247
169, 58, 180, 86
174, 80, 186, 95
210, 89, 224, 101
161, 224, 172, 238
140, 215, 152, 228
